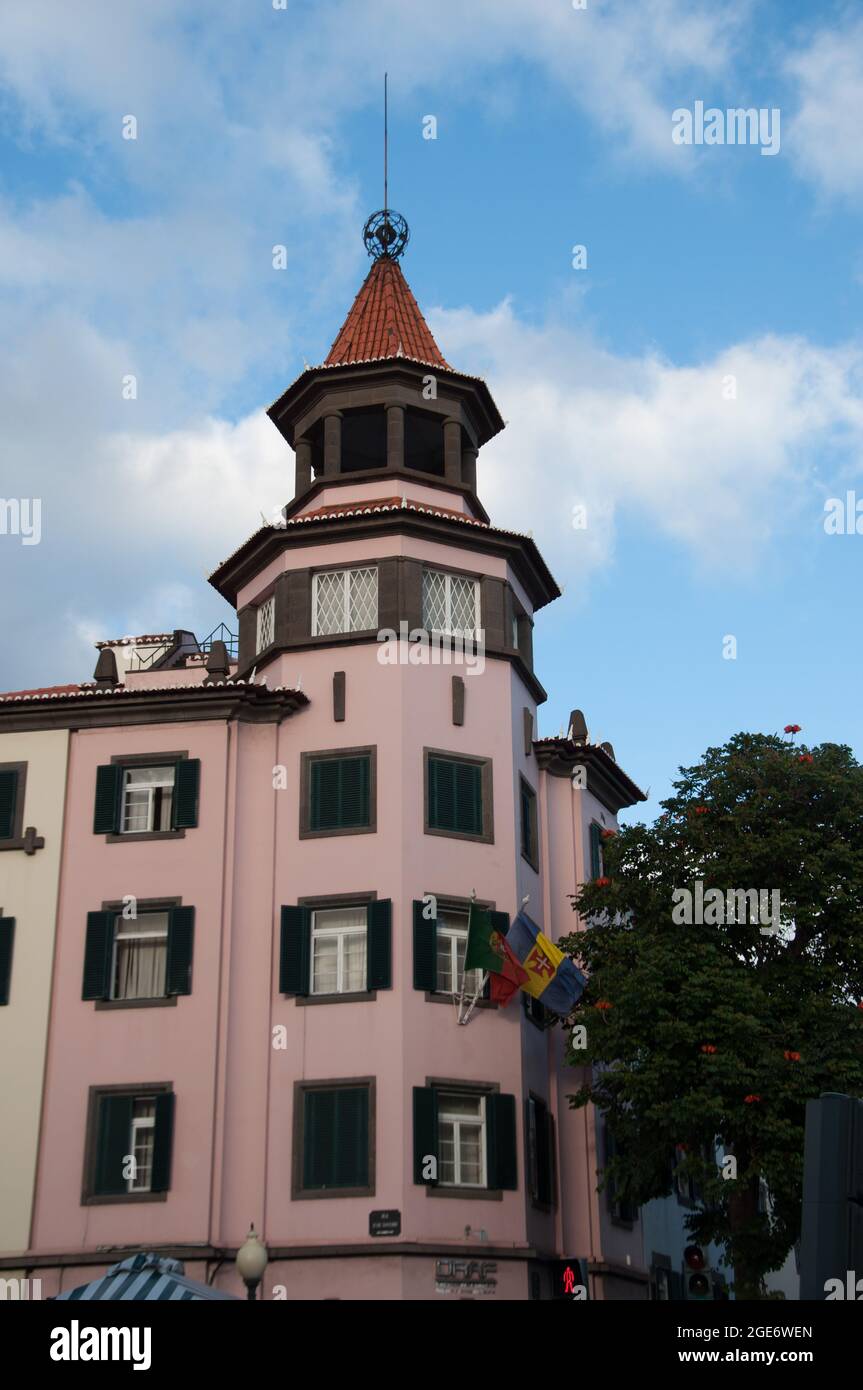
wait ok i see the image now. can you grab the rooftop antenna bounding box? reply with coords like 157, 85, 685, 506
363, 74, 409, 260
384, 72, 388, 218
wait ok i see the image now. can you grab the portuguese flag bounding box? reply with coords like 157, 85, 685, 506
464, 903, 529, 1006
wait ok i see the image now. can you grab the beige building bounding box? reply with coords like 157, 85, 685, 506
0, 725, 69, 1263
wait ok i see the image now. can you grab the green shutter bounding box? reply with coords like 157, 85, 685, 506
310, 756, 370, 831
93, 764, 122, 834
94, 1094, 134, 1196
413, 899, 437, 991
166, 907, 195, 995
304, 1089, 335, 1188
0, 918, 15, 1005
82, 911, 114, 1000
590, 822, 603, 879
366, 900, 391, 990
173, 759, 200, 829
150, 1092, 175, 1192
535, 1100, 553, 1205
413, 1086, 438, 1185
487, 1092, 517, 1191
428, 757, 482, 835
279, 906, 310, 995
334, 1088, 368, 1187
304, 1087, 368, 1190
0, 770, 18, 839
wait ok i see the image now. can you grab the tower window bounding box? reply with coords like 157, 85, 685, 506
405, 408, 445, 477
313, 568, 378, 636
422, 569, 479, 637
256, 595, 275, 653
341, 407, 387, 473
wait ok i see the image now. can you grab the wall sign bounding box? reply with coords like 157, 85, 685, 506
369, 1209, 401, 1237
434, 1259, 497, 1295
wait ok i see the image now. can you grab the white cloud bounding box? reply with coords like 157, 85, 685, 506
785, 20, 863, 198
431, 300, 863, 581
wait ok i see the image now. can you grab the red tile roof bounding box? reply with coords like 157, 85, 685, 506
325, 258, 451, 369
0, 684, 82, 699
298, 495, 480, 525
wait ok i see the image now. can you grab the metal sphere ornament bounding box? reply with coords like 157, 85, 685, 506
363, 209, 410, 261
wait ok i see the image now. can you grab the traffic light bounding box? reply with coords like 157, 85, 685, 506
683, 1244, 711, 1300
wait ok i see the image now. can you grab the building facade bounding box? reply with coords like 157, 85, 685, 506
0, 215, 648, 1300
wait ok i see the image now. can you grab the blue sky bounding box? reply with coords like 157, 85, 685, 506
0, 0, 860, 821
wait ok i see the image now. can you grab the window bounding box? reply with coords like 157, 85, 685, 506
526, 1095, 555, 1207
605, 1124, 637, 1224
424, 749, 493, 843
84, 1087, 174, 1201
589, 822, 604, 879
0, 916, 15, 1005
520, 777, 538, 869
122, 766, 174, 834
94, 758, 200, 837
435, 907, 483, 997
0, 762, 27, 849
293, 1080, 375, 1198
128, 1099, 156, 1192
439, 1093, 486, 1187
311, 906, 367, 995
256, 595, 275, 653
280, 900, 391, 997
83, 905, 194, 1003
111, 911, 169, 1001
301, 748, 375, 838
313, 568, 378, 636
413, 1085, 517, 1192
422, 569, 479, 637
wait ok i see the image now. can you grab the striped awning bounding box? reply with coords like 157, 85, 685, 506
54, 1253, 238, 1301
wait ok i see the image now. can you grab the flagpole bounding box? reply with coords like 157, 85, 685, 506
460, 971, 488, 1026
458, 890, 478, 1024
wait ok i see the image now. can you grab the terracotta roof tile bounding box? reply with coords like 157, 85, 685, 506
325, 259, 450, 369
0, 684, 82, 699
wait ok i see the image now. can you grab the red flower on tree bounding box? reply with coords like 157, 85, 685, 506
601, 829, 616, 840
594, 1000, 612, 1011
798, 754, 813, 764
784, 724, 801, 734
744, 1094, 762, 1104
700, 1044, 717, 1054
694, 806, 709, 815
784, 1051, 801, 1062
595, 876, 611, 887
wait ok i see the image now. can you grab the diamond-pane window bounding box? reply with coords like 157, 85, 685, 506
313, 568, 378, 636
422, 569, 478, 636
256, 596, 274, 653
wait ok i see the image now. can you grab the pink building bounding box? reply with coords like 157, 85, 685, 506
0, 212, 646, 1301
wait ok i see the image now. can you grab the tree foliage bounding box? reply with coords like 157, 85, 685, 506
561, 731, 863, 1298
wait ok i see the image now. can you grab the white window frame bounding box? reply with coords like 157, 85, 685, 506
311, 567, 378, 637
120, 765, 175, 835
310, 906, 368, 996
127, 1099, 156, 1193
438, 1092, 487, 1188
436, 911, 482, 996
256, 595, 275, 653
110, 910, 170, 1001
422, 569, 481, 637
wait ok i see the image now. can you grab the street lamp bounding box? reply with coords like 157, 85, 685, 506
237, 1224, 268, 1301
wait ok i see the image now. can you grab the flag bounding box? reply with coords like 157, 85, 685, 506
489, 934, 529, 1006
504, 910, 586, 1015
464, 903, 529, 1003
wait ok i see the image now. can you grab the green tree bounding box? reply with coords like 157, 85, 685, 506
562, 731, 863, 1299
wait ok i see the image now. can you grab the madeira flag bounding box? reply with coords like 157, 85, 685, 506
464, 904, 529, 1005
504, 910, 586, 1015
